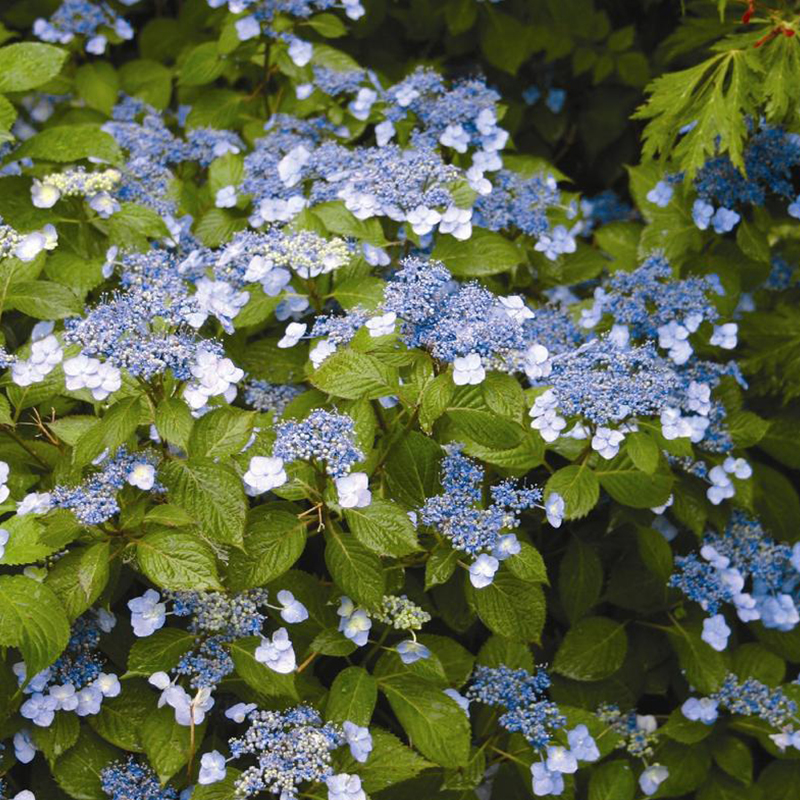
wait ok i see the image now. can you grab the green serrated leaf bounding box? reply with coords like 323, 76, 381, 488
559, 538, 603, 623
127, 628, 196, 675
553, 616, 628, 681
0, 575, 70, 677
5, 280, 82, 319
325, 526, 385, 607
432, 228, 522, 276
589, 759, 636, 800
326, 666, 377, 725
45, 542, 110, 621
89, 678, 152, 752
53, 729, 121, 800
344, 499, 419, 557
188, 407, 256, 459
378, 673, 471, 767
14, 124, 122, 165
466, 571, 546, 642
545, 464, 600, 520
136, 529, 222, 591
142, 704, 204, 783
227, 508, 307, 591
310, 349, 398, 400
506, 542, 548, 584
0, 43, 67, 92
159, 459, 247, 547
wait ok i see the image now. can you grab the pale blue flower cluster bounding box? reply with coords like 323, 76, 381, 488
578, 191, 636, 233
647, 125, 800, 233
272, 409, 363, 478
104, 97, 243, 167
18, 613, 120, 727
33, 0, 136, 55
467, 665, 565, 749
0, 215, 57, 263
525, 253, 750, 480
65, 248, 241, 397
101, 758, 178, 800
670, 512, 800, 649
210, 228, 349, 292
595, 705, 668, 795
244, 379, 303, 416
101, 96, 242, 216
52, 447, 160, 525
168, 589, 272, 688
210, 0, 365, 44
225, 705, 350, 798
381, 256, 550, 377
420, 447, 561, 588
474, 169, 564, 243
683, 673, 800, 752
467, 665, 600, 796
582, 255, 721, 347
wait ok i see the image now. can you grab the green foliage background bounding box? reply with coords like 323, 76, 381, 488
0, 1, 800, 799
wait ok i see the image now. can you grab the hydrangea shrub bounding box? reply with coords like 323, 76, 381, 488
1, 1, 800, 799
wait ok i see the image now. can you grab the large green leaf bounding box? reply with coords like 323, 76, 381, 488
553, 616, 628, 681
141, 705, 205, 783
559, 538, 604, 623
344, 498, 419, 557
325, 666, 377, 726
545, 464, 600, 520
0, 575, 70, 677
159, 459, 247, 547
432, 228, 522, 276
466, 572, 546, 642
325, 526, 385, 607
0, 42, 67, 92
14, 124, 122, 165
127, 628, 196, 676
187, 406, 256, 459
310, 349, 398, 400
52, 729, 121, 800
228, 508, 307, 591
379, 674, 471, 768
136, 529, 222, 591
5, 280, 82, 319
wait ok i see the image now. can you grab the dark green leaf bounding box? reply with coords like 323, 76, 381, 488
325, 527, 385, 607
0, 575, 70, 677
553, 616, 628, 681
326, 666, 377, 725
228, 509, 307, 591
345, 499, 419, 557
160, 459, 247, 547
136, 529, 222, 591
466, 572, 546, 642
379, 674, 471, 767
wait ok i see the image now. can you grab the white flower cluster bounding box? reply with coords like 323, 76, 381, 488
31, 168, 122, 219
183, 349, 245, 410
63, 354, 122, 401
0, 221, 58, 263
186, 278, 250, 335
11, 334, 63, 387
